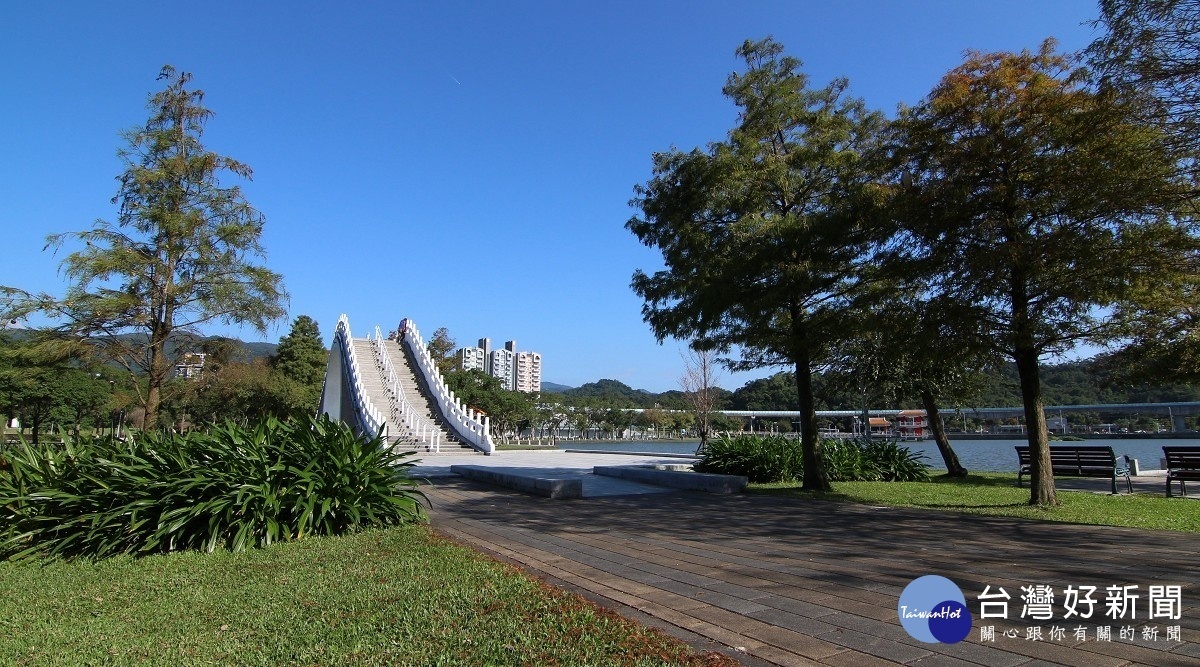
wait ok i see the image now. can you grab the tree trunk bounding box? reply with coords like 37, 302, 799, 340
794, 356, 831, 492
145, 321, 172, 431
1014, 345, 1056, 505
920, 388, 967, 477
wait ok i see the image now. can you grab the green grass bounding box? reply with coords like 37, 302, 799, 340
0, 525, 734, 667
750, 473, 1200, 533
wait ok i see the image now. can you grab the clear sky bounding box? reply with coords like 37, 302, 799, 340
1, 1, 1101, 393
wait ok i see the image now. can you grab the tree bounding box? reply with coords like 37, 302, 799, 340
627, 38, 882, 491
0, 66, 287, 429
427, 327, 458, 376
1090, 0, 1200, 163
885, 41, 1194, 505
535, 403, 567, 444
680, 345, 722, 452
271, 315, 327, 412
178, 358, 293, 426
832, 293, 988, 477
52, 369, 111, 439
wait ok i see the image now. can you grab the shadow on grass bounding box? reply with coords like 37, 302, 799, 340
927, 473, 1021, 488
919, 502, 1031, 509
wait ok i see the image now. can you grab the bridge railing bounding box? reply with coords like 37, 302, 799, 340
333, 315, 386, 437
401, 318, 495, 454
372, 326, 442, 452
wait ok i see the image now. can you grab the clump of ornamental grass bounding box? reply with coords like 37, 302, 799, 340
0, 415, 425, 561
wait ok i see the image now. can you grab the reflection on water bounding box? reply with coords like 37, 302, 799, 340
567, 438, 1200, 472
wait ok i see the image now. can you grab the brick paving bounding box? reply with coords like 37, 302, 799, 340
425, 478, 1200, 666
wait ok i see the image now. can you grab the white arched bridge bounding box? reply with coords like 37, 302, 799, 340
318, 315, 494, 455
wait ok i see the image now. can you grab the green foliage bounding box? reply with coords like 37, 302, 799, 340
0, 66, 287, 429
0, 415, 425, 561
628, 37, 885, 491
1090, 0, 1200, 163
0, 336, 116, 442
267, 315, 327, 418
271, 315, 326, 388
426, 327, 457, 376
444, 369, 536, 440
173, 358, 298, 425
564, 378, 657, 407
695, 434, 928, 483
694, 434, 804, 483
885, 40, 1195, 505
730, 372, 797, 410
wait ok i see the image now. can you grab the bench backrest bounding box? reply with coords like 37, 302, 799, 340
1163, 446, 1200, 471
1015, 445, 1117, 468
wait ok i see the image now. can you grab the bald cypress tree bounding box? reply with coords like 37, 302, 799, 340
1, 66, 287, 428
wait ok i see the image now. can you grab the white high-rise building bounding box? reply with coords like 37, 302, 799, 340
458, 346, 486, 373
514, 351, 542, 393
491, 341, 517, 390
455, 337, 541, 393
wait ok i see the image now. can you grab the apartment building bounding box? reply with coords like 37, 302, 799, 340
455, 337, 542, 393
514, 350, 542, 393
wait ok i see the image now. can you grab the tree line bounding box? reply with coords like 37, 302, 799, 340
627, 1, 1200, 505
0, 316, 327, 442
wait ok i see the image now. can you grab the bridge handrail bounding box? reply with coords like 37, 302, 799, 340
372, 326, 442, 453
333, 315, 385, 437
401, 318, 495, 454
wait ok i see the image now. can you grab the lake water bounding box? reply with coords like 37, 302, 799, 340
564, 438, 1198, 472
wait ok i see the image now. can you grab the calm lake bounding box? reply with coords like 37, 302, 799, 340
564, 438, 1198, 473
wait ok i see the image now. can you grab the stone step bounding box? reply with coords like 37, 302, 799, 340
378, 338, 466, 448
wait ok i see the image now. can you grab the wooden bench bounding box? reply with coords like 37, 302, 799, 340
1015, 445, 1132, 494
1163, 446, 1200, 498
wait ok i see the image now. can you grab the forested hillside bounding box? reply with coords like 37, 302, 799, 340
550, 359, 1200, 411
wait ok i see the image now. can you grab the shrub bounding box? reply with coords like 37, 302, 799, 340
693, 434, 801, 483
0, 415, 426, 561
694, 434, 929, 483
861, 439, 930, 482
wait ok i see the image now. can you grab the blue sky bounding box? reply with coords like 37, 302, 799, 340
1, 1, 1101, 392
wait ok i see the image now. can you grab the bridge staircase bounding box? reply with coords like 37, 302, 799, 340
378, 337, 477, 454
347, 336, 463, 454
321, 315, 495, 455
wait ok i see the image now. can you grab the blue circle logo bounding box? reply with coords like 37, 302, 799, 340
898, 575, 972, 644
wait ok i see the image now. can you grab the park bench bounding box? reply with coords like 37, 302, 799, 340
1015, 445, 1132, 494
1163, 446, 1200, 498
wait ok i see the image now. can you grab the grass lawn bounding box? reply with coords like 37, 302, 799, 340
0, 525, 734, 667
750, 473, 1200, 533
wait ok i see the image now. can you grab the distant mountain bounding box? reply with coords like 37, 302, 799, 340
0, 330, 278, 369
239, 341, 278, 362
562, 379, 662, 407
540, 381, 575, 394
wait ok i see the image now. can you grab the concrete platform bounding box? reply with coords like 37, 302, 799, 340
412, 449, 696, 498
594, 465, 748, 494
450, 465, 584, 499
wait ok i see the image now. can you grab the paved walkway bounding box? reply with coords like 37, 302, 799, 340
424, 465, 1200, 666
